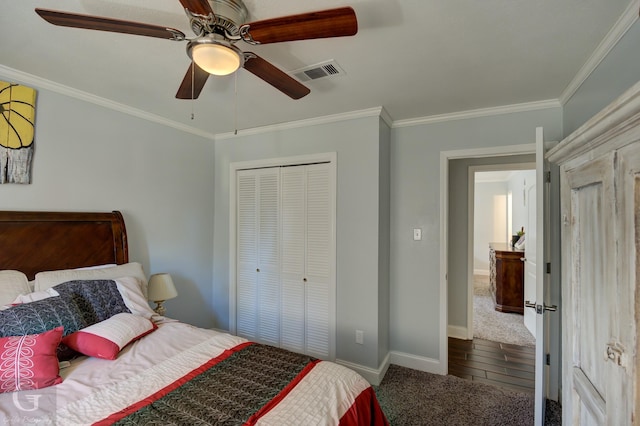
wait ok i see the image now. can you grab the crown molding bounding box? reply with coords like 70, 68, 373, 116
559, 0, 639, 105
378, 106, 394, 128
392, 99, 561, 128
0, 65, 216, 140
214, 106, 386, 140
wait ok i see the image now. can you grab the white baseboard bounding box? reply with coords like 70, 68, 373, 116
331, 350, 450, 384
389, 350, 445, 375
474, 269, 490, 276
448, 325, 469, 340
335, 352, 391, 386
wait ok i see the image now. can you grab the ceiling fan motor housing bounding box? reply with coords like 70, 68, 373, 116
206, 0, 249, 36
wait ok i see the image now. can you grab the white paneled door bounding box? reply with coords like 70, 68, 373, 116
560, 147, 640, 425
563, 154, 615, 424
523, 181, 537, 338
531, 128, 553, 426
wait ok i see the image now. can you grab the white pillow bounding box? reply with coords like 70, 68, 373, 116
114, 277, 157, 319
12, 288, 59, 304
0, 270, 31, 306
35, 262, 149, 298
74, 264, 116, 271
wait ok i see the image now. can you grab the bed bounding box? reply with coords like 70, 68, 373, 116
0, 210, 388, 425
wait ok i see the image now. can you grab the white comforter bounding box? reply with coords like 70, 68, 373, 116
0, 322, 371, 425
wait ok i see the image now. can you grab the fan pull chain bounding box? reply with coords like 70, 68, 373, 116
234, 72, 238, 135
190, 61, 195, 120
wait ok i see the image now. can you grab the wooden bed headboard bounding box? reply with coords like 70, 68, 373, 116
0, 211, 128, 280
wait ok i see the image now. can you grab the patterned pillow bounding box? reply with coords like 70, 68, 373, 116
0, 295, 87, 338
0, 295, 86, 360
0, 327, 64, 393
0, 280, 131, 361
53, 279, 131, 325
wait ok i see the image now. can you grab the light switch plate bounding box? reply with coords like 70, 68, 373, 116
413, 228, 422, 240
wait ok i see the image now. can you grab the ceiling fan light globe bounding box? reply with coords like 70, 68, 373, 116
192, 43, 241, 76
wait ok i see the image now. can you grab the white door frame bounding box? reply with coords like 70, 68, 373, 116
439, 144, 534, 373
229, 152, 337, 336
466, 162, 535, 340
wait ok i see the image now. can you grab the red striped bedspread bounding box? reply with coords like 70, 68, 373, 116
0, 322, 388, 425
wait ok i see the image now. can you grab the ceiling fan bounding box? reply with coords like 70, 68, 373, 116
35, 0, 358, 100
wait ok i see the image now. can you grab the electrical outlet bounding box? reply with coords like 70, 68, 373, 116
355, 330, 364, 345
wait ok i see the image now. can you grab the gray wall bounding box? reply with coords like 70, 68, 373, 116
0, 81, 216, 328
378, 118, 391, 366
212, 115, 388, 369
563, 21, 640, 136
391, 109, 562, 360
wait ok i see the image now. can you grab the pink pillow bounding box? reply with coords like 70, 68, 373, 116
63, 313, 157, 360
0, 327, 63, 393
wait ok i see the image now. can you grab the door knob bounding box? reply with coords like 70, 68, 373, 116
525, 301, 557, 314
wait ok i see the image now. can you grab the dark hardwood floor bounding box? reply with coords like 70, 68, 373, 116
448, 337, 535, 394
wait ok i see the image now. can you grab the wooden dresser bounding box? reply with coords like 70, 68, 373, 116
489, 243, 524, 314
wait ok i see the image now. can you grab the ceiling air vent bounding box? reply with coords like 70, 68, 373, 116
290, 60, 346, 82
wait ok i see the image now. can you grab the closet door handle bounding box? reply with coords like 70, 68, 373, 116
256, 268, 260, 272
303, 278, 307, 282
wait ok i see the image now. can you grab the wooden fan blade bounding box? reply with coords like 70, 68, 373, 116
243, 54, 310, 100
176, 63, 210, 99
244, 7, 357, 44
35, 8, 185, 40
177, 0, 214, 16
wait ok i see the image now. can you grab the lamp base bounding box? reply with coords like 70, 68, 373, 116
153, 300, 166, 316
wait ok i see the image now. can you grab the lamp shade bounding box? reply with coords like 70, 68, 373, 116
147, 273, 178, 302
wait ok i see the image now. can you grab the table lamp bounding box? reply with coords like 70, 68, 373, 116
148, 273, 177, 316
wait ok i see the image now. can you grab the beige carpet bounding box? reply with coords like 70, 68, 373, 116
473, 275, 535, 347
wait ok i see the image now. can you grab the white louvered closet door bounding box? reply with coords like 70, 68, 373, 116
281, 163, 334, 359
280, 166, 306, 353
236, 168, 280, 346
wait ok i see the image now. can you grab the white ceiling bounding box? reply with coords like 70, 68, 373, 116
0, 0, 633, 137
